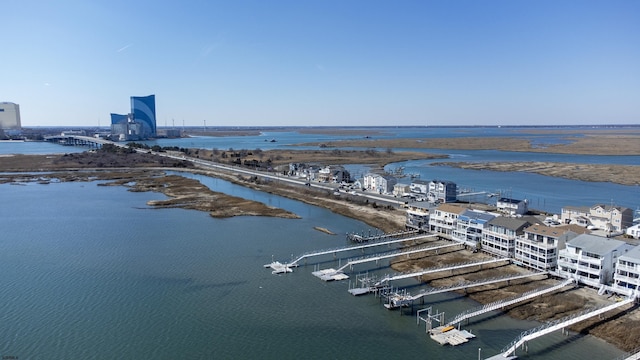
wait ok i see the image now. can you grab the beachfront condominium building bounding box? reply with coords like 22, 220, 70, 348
452, 209, 497, 247
557, 234, 634, 288
481, 216, 537, 258
514, 224, 586, 271
612, 245, 640, 296
428, 203, 466, 236
0, 102, 21, 130
131, 95, 156, 138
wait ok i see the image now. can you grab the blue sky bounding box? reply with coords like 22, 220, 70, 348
2, 0, 639, 127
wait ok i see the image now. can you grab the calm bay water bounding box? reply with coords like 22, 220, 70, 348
0, 177, 627, 359
0, 127, 637, 359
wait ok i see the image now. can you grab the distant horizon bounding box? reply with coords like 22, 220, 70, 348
19, 123, 640, 130
2, 1, 638, 127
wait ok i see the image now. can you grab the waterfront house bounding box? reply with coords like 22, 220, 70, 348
496, 197, 528, 216
557, 234, 634, 288
409, 179, 429, 194
427, 180, 457, 204
428, 203, 466, 236
363, 173, 397, 194
393, 183, 411, 197
612, 245, 640, 296
561, 204, 634, 232
481, 216, 537, 258
451, 209, 497, 248
514, 223, 585, 271
626, 223, 640, 239
317, 165, 349, 183
405, 203, 430, 231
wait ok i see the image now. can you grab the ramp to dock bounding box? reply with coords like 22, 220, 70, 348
375, 257, 510, 286
382, 272, 546, 309
491, 297, 635, 359
446, 278, 575, 326
266, 233, 438, 273
347, 229, 420, 243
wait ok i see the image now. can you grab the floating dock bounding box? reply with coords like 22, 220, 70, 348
311, 268, 349, 281
428, 325, 476, 346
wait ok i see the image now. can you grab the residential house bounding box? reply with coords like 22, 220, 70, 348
410, 179, 429, 194
561, 204, 634, 232
363, 173, 378, 191
427, 180, 457, 204
496, 197, 528, 216
626, 223, 640, 239
428, 203, 466, 236
514, 223, 586, 271
557, 234, 634, 288
405, 203, 431, 231
451, 209, 497, 247
481, 216, 537, 258
393, 183, 411, 197
376, 175, 397, 194
317, 165, 350, 183
613, 245, 640, 296
288, 163, 320, 181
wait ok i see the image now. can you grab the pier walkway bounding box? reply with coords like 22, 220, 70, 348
382, 272, 546, 309
375, 257, 510, 287
487, 296, 636, 360
265, 233, 438, 273
313, 242, 462, 281
346, 229, 421, 243
446, 278, 575, 327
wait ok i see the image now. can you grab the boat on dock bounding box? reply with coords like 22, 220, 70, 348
311, 268, 349, 281
264, 261, 293, 274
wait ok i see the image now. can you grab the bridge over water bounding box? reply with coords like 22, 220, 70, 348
44, 135, 116, 149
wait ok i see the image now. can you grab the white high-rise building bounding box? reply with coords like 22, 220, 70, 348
0, 102, 21, 129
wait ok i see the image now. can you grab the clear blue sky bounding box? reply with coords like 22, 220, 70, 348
2, 0, 639, 127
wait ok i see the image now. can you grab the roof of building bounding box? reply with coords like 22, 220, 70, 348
562, 205, 591, 213
566, 234, 631, 256
556, 224, 592, 235
435, 203, 466, 215
618, 245, 640, 262
412, 179, 429, 185
524, 224, 566, 237
497, 197, 525, 204
487, 216, 533, 230
431, 179, 456, 185
459, 209, 496, 222
591, 204, 631, 213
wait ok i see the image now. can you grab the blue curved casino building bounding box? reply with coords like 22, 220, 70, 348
131, 95, 156, 138
109, 94, 156, 140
